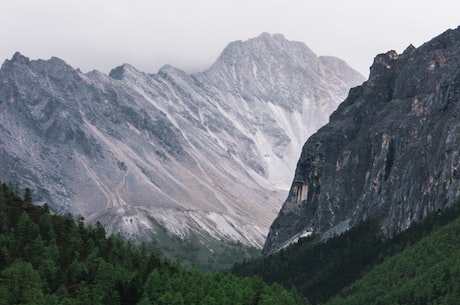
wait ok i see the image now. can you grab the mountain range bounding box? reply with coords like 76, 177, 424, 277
0, 33, 364, 251
2, 26, 460, 304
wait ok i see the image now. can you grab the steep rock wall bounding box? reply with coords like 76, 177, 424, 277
264, 27, 460, 254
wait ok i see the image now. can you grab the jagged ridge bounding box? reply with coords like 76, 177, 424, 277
264, 27, 460, 254
0, 34, 363, 250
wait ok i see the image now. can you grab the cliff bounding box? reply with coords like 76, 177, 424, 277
264, 27, 460, 254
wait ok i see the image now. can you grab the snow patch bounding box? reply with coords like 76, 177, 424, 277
279, 229, 313, 250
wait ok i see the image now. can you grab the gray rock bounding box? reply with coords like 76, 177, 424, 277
0, 34, 363, 248
263, 27, 460, 254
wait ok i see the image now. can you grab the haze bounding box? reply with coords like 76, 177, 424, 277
2, 0, 459, 77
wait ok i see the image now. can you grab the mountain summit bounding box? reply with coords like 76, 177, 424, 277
0, 34, 363, 251
264, 27, 460, 254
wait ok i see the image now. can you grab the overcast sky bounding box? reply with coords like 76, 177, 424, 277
2, 0, 459, 77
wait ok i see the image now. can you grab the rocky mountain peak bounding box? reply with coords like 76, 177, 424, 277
421, 25, 460, 51
109, 63, 148, 81
0, 34, 363, 252
257, 32, 286, 41
202, 33, 363, 112
263, 27, 460, 255
1, 52, 30, 78
10, 51, 30, 64
402, 44, 416, 56
210, 32, 317, 73
157, 64, 189, 80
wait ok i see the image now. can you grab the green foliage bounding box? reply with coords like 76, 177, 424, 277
233, 200, 460, 304
145, 216, 261, 272
326, 203, 460, 305
0, 182, 308, 305
233, 220, 386, 304
3, 180, 458, 305
0, 261, 46, 305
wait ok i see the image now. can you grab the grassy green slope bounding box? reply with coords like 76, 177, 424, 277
233, 220, 387, 304
232, 201, 460, 305
326, 213, 460, 305
145, 219, 261, 272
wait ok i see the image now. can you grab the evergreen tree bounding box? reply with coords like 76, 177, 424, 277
0, 260, 46, 305
24, 187, 32, 203
0, 181, 309, 305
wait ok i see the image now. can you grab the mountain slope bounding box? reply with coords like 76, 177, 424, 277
264, 27, 460, 254
0, 183, 309, 305
0, 33, 363, 251
326, 204, 460, 305
233, 198, 460, 304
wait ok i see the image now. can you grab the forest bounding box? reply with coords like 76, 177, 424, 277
0, 183, 308, 305
233, 199, 460, 304
2, 180, 459, 305
325, 205, 460, 305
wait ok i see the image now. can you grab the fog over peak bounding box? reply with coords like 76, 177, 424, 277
2, 0, 460, 77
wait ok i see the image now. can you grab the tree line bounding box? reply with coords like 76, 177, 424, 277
233, 199, 460, 304
0, 183, 309, 305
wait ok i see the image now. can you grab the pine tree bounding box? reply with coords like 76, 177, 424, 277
24, 187, 32, 203
0, 260, 46, 305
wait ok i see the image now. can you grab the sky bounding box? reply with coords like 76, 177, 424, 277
2, 0, 460, 78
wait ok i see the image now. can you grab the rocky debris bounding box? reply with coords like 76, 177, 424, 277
0, 34, 363, 248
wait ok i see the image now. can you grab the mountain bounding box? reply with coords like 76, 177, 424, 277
0, 33, 363, 253
0, 183, 309, 305
326, 203, 460, 305
264, 27, 460, 254
234, 198, 460, 304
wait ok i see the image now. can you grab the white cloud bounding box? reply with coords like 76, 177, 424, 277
2, 0, 459, 76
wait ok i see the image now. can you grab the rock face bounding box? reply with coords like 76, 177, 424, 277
0, 33, 363, 248
263, 27, 460, 254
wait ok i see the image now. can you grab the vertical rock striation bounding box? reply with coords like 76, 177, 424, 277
264, 27, 460, 254
0, 34, 363, 249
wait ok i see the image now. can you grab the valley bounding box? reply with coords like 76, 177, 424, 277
1, 25, 460, 305
0, 33, 363, 267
